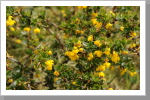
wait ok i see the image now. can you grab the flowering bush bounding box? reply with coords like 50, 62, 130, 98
6, 6, 140, 90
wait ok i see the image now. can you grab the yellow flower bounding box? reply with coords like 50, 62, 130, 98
47, 65, 52, 71
106, 23, 113, 29
91, 18, 97, 25
15, 39, 22, 44
103, 48, 110, 55
79, 48, 84, 52
103, 62, 111, 68
78, 6, 87, 9
23, 27, 31, 32
74, 41, 82, 47
63, 13, 67, 17
34, 28, 40, 34
109, 11, 115, 16
61, 10, 65, 13
130, 32, 137, 37
47, 51, 52, 55
6, 16, 16, 26
72, 81, 77, 85
54, 78, 59, 82
120, 26, 124, 31
34, 50, 39, 54
108, 88, 113, 90
94, 40, 102, 47
8, 79, 13, 83
99, 72, 105, 77
45, 60, 54, 66
88, 52, 94, 61
111, 51, 120, 63
54, 71, 60, 76
97, 65, 106, 71
94, 22, 102, 29
94, 50, 103, 57
88, 35, 93, 41
80, 30, 84, 34
65, 50, 79, 61
92, 13, 98, 18
10, 27, 15, 31
129, 43, 136, 48
121, 51, 128, 54
129, 71, 137, 77
76, 30, 81, 34
76, 18, 80, 22
120, 68, 127, 75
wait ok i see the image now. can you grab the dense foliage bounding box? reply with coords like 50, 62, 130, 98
6, 6, 140, 90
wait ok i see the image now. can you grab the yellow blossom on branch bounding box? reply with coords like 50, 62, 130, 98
54, 71, 60, 76
94, 50, 103, 57
94, 40, 102, 47
106, 23, 113, 29
103, 62, 111, 68
103, 48, 110, 55
99, 72, 105, 77
111, 51, 120, 63
88, 52, 94, 61
34, 28, 40, 34
47, 51, 52, 55
88, 35, 93, 41
23, 27, 31, 32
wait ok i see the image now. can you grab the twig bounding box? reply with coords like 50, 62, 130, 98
6, 57, 23, 66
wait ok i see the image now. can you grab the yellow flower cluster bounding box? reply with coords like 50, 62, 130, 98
96, 65, 106, 71
88, 52, 94, 61
34, 28, 40, 34
88, 35, 93, 41
103, 48, 110, 55
76, 30, 84, 35
53, 71, 60, 76
45, 60, 54, 71
6, 16, 16, 26
103, 62, 111, 68
106, 23, 113, 29
120, 68, 127, 75
94, 50, 103, 57
129, 71, 137, 77
94, 40, 102, 47
91, 13, 98, 18
111, 51, 120, 63
78, 6, 87, 9
91, 18, 102, 29
96, 62, 111, 72
23, 27, 31, 32
65, 50, 79, 61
